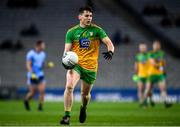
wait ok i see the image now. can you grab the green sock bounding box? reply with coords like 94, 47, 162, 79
143, 99, 148, 105
65, 111, 70, 116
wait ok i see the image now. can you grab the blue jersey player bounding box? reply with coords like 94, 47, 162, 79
24, 40, 46, 111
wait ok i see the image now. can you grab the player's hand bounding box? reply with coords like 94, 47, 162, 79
47, 61, 55, 68
102, 51, 113, 60
62, 52, 75, 70
30, 72, 38, 80
62, 62, 75, 70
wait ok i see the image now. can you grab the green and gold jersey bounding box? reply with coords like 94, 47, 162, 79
65, 23, 107, 72
135, 52, 149, 78
147, 50, 165, 75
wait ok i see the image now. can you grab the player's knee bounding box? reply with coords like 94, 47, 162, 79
148, 91, 152, 96
39, 90, 45, 96
161, 91, 166, 96
144, 88, 150, 96
29, 90, 35, 96
81, 92, 91, 100
65, 86, 74, 94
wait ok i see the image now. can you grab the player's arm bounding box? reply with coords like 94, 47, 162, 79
63, 29, 73, 54
149, 58, 160, 68
64, 43, 72, 54
62, 43, 75, 69
62, 30, 74, 69
160, 56, 166, 75
26, 60, 32, 72
162, 59, 166, 67
26, 60, 37, 79
26, 52, 37, 79
134, 62, 138, 74
102, 37, 115, 60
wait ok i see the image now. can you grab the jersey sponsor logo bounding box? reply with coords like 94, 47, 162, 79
79, 38, 91, 48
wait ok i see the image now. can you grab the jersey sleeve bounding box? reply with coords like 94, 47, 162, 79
65, 30, 73, 43
26, 51, 33, 61
148, 52, 154, 59
98, 27, 107, 40
160, 51, 165, 58
135, 55, 139, 62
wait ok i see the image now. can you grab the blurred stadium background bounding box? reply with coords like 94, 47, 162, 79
0, 0, 180, 102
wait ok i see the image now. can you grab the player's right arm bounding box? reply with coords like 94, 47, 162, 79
26, 60, 32, 72
149, 58, 160, 68
134, 54, 139, 74
63, 43, 72, 54
148, 52, 159, 68
26, 51, 33, 72
62, 30, 74, 69
63, 29, 73, 54
26, 51, 37, 79
134, 62, 138, 74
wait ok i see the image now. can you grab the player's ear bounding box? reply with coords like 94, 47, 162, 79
78, 14, 81, 20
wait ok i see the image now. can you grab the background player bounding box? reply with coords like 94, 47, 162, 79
24, 40, 47, 111
143, 40, 172, 108
134, 43, 149, 106
60, 6, 115, 125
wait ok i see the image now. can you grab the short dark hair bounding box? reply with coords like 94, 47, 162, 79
79, 6, 93, 14
36, 40, 44, 46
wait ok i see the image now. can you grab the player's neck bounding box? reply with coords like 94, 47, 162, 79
79, 23, 86, 28
79, 23, 89, 28
153, 50, 159, 52
35, 48, 41, 53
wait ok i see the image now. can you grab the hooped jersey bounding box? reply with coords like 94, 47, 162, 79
65, 24, 107, 72
147, 50, 165, 75
135, 53, 149, 78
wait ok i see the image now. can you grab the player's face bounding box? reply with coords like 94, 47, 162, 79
139, 44, 147, 53
153, 42, 161, 51
38, 43, 45, 51
79, 10, 92, 26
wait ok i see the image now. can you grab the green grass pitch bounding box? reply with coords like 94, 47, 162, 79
0, 100, 180, 126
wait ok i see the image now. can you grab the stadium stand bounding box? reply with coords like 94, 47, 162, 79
123, 0, 180, 48
0, 0, 179, 90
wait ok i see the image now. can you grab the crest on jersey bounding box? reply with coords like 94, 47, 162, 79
90, 32, 93, 36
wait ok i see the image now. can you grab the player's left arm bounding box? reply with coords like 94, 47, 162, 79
161, 54, 166, 74
102, 36, 115, 60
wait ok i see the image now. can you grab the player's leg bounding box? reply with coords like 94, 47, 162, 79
79, 81, 93, 123
159, 80, 167, 100
64, 70, 80, 115
37, 82, 46, 111
142, 81, 152, 107
147, 87, 155, 107
81, 81, 93, 107
60, 70, 80, 125
24, 85, 36, 111
137, 81, 144, 104
158, 80, 172, 108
